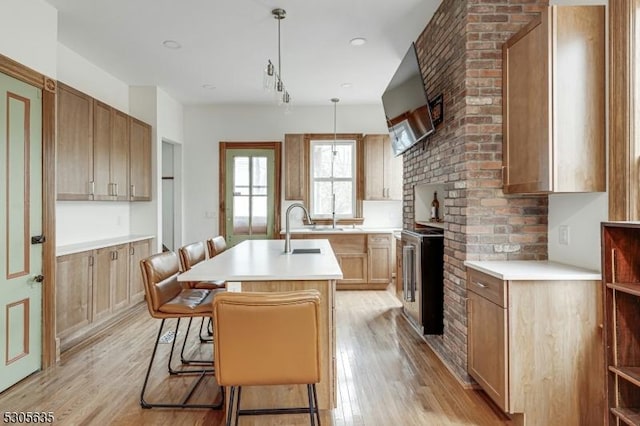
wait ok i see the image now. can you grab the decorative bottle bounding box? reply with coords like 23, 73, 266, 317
431, 191, 440, 221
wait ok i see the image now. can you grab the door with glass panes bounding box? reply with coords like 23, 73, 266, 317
224, 149, 275, 246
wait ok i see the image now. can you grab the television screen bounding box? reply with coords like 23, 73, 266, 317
381, 43, 435, 156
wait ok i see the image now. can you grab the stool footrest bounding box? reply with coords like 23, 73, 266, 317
238, 407, 319, 416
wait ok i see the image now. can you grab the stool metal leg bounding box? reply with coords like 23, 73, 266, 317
307, 384, 315, 426
226, 386, 236, 426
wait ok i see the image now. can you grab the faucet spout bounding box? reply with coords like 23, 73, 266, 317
284, 203, 313, 253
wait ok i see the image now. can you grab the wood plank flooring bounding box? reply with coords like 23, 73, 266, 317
0, 290, 509, 425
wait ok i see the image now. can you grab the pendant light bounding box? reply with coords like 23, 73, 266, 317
263, 8, 291, 106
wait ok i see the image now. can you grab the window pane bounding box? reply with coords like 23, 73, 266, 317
334, 182, 353, 215
333, 144, 353, 178
234, 156, 250, 195
312, 144, 333, 178
251, 195, 267, 234
233, 196, 249, 234
252, 156, 268, 196
312, 181, 333, 216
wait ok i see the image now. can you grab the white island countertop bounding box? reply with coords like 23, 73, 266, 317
178, 239, 343, 282
281, 227, 399, 234
464, 260, 601, 281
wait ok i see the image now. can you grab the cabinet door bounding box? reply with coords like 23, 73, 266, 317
56, 251, 93, 338
367, 234, 391, 284
57, 83, 94, 200
364, 134, 401, 200
387, 147, 403, 200
395, 238, 403, 299
503, 13, 550, 194
129, 117, 151, 201
337, 253, 367, 284
112, 244, 130, 312
92, 100, 112, 200
467, 290, 508, 412
93, 247, 113, 322
129, 239, 151, 303
284, 134, 306, 200
110, 109, 130, 200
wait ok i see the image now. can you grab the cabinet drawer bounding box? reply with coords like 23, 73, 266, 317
367, 233, 391, 246
467, 269, 506, 308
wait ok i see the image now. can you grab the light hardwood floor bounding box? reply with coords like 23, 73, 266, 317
0, 290, 509, 425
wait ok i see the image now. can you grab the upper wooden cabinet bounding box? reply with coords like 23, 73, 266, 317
364, 134, 402, 200
129, 117, 152, 201
502, 6, 605, 194
93, 101, 130, 201
284, 134, 306, 200
56, 82, 151, 201
57, 82, 94, 200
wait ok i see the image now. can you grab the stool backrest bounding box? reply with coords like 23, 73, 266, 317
207, 236, 227, 258
140, 251, 182, 317
178, 241, 207, 272
212, 290, 321, 387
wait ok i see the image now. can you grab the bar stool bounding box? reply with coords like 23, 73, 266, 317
206, 235, 227, 258
139, 251, 224, 409
212, 290, 322, 425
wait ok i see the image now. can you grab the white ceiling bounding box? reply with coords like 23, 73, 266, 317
44, 0, 439, 106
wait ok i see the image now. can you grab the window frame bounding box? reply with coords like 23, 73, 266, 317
302, 133, 364, 224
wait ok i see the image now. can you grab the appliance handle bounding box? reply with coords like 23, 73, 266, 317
402, 244, 415, 302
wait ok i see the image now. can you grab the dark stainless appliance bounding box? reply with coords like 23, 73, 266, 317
401, 227, 444, 335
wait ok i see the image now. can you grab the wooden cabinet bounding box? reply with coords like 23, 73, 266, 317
466, 266, 603, 425
364, 134, 402, 200
56, 82, 151, 202
502, 6, 605, 194
367, 234, 392, 284
284, 134, 306, 200
129, 239, 151, 303
57, 82, 94, 200
93, 101, 129, 200
602, 222, 640, 424
129, 117, 152, 201
294, 232, 392, 290
55, 238, 152, 352
55, 251, 93, 340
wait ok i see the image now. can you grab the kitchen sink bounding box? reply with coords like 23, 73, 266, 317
291, 248, 322, 254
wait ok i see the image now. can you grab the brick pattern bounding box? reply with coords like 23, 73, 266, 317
404, 0, 548, 382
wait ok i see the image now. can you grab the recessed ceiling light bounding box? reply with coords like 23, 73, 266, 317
341, 83, 353, 88
202, 84, 216, 90
162, 40, 182, 49
349, 37, 367, 46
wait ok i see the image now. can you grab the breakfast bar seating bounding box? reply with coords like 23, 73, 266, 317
178, 238, 342, 414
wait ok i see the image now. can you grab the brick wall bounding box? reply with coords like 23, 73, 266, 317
405, 0, 548, 382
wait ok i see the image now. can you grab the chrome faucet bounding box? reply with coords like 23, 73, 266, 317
284, 203, 313, 253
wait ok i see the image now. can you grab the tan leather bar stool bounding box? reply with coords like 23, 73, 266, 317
212, 290, 322, 425
206, 235, 227, 258
139, 251, 224, 409
179, 240, 227, 344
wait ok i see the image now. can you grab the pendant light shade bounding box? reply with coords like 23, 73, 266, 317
264, 8, 291, 106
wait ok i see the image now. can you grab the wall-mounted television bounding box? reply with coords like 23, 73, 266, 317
381, 42, 435, 156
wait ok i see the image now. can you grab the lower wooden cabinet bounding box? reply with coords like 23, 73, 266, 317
466, 266, 604, 425
293, 232, 392, 290
56, 238, 152, 352
395, 237, 403, 299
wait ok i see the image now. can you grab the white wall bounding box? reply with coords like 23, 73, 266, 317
55, 44, 133, 245
183, 104, 392, 242
0, 0, 57, 78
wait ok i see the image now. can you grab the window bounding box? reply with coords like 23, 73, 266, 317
310, 139, 356, 217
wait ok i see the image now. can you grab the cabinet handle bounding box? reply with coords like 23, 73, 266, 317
475, 281, 488, 288
114, 183, 118, 196
130, 246, 134, 256
89, 181, 95, 195
130, 184, 135, 198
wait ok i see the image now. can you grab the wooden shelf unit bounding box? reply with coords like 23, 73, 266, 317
602, 222, 640, 425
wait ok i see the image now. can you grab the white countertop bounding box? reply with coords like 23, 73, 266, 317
464, 260, 601, 281
281, 227, 399, 235
178, 239, 343, 282
57, 234, 154, 256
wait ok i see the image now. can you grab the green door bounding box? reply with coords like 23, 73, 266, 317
0, 72, 43, 391
225, 149, 275, 247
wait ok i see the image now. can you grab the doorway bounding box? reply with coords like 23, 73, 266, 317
219, 142, 281, 247
161, 141, 181, 251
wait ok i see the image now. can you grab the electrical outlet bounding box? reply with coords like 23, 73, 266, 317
559, 225, 570, 245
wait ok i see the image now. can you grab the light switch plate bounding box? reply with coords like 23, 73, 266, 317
559, 225, 570, 245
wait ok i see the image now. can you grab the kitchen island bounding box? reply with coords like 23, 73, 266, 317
178, 238, 342, 411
